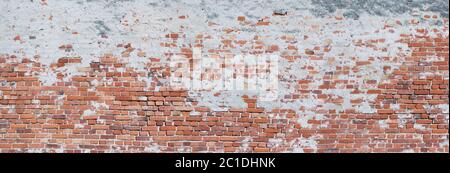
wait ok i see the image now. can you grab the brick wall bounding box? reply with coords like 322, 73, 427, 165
0, 0, 448, 153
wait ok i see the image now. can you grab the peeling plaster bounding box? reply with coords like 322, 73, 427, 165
0, 0, 448, 153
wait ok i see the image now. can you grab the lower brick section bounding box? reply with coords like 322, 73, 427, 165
0, 0, 449, 153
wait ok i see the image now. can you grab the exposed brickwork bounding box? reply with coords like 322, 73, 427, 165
0, 0, 448, 153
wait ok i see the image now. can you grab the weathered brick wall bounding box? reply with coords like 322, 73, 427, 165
0, 0, 448, 153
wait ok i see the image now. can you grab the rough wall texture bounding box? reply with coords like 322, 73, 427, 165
0, 0, 448, 153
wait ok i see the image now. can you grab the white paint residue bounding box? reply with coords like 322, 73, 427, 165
144, 144, 161, 153
38, 71, 58, 86
290, 136, 320, 153
82, 109, 96, 116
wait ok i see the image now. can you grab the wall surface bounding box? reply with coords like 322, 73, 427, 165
0, 0, 448, 153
